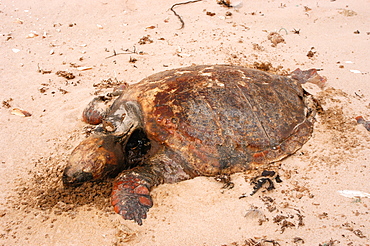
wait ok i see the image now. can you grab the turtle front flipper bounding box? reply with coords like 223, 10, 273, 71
111, 168, 158, 225
111, 149, 198, 225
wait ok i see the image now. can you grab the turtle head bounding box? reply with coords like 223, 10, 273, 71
63, 100, 150, 186
63, 134, 126, 186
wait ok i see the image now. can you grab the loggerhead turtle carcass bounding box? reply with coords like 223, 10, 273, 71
63, 65, 325, 225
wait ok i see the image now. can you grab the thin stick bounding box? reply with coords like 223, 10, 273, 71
170, 0, 202, 29
278, 27, 288, 35
105, 47, 137, 59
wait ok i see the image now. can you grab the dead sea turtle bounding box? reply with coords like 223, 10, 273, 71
63, 64, 324, 225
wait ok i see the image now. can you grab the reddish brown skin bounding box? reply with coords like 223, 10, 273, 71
66, 65, 320, 225
111, 174, 153, 225
82, 97, 110, 125
82, 108, 103, 125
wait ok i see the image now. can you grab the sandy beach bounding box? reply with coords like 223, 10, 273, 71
1, 0, 370, 245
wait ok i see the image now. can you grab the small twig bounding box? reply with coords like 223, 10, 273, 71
105, 47, 137, 59
278, 27, 288, 35
170, 0, 202, 29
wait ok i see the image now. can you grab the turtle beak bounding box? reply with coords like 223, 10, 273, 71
63, 166, 93, 186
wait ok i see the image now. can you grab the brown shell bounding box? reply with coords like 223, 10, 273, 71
115, 65, 313, 175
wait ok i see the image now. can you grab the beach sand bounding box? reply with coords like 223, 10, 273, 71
1, 0, 369, 245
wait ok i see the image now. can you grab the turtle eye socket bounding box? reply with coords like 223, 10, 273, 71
102, 120, 116, 132
121, 113, 126, 122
